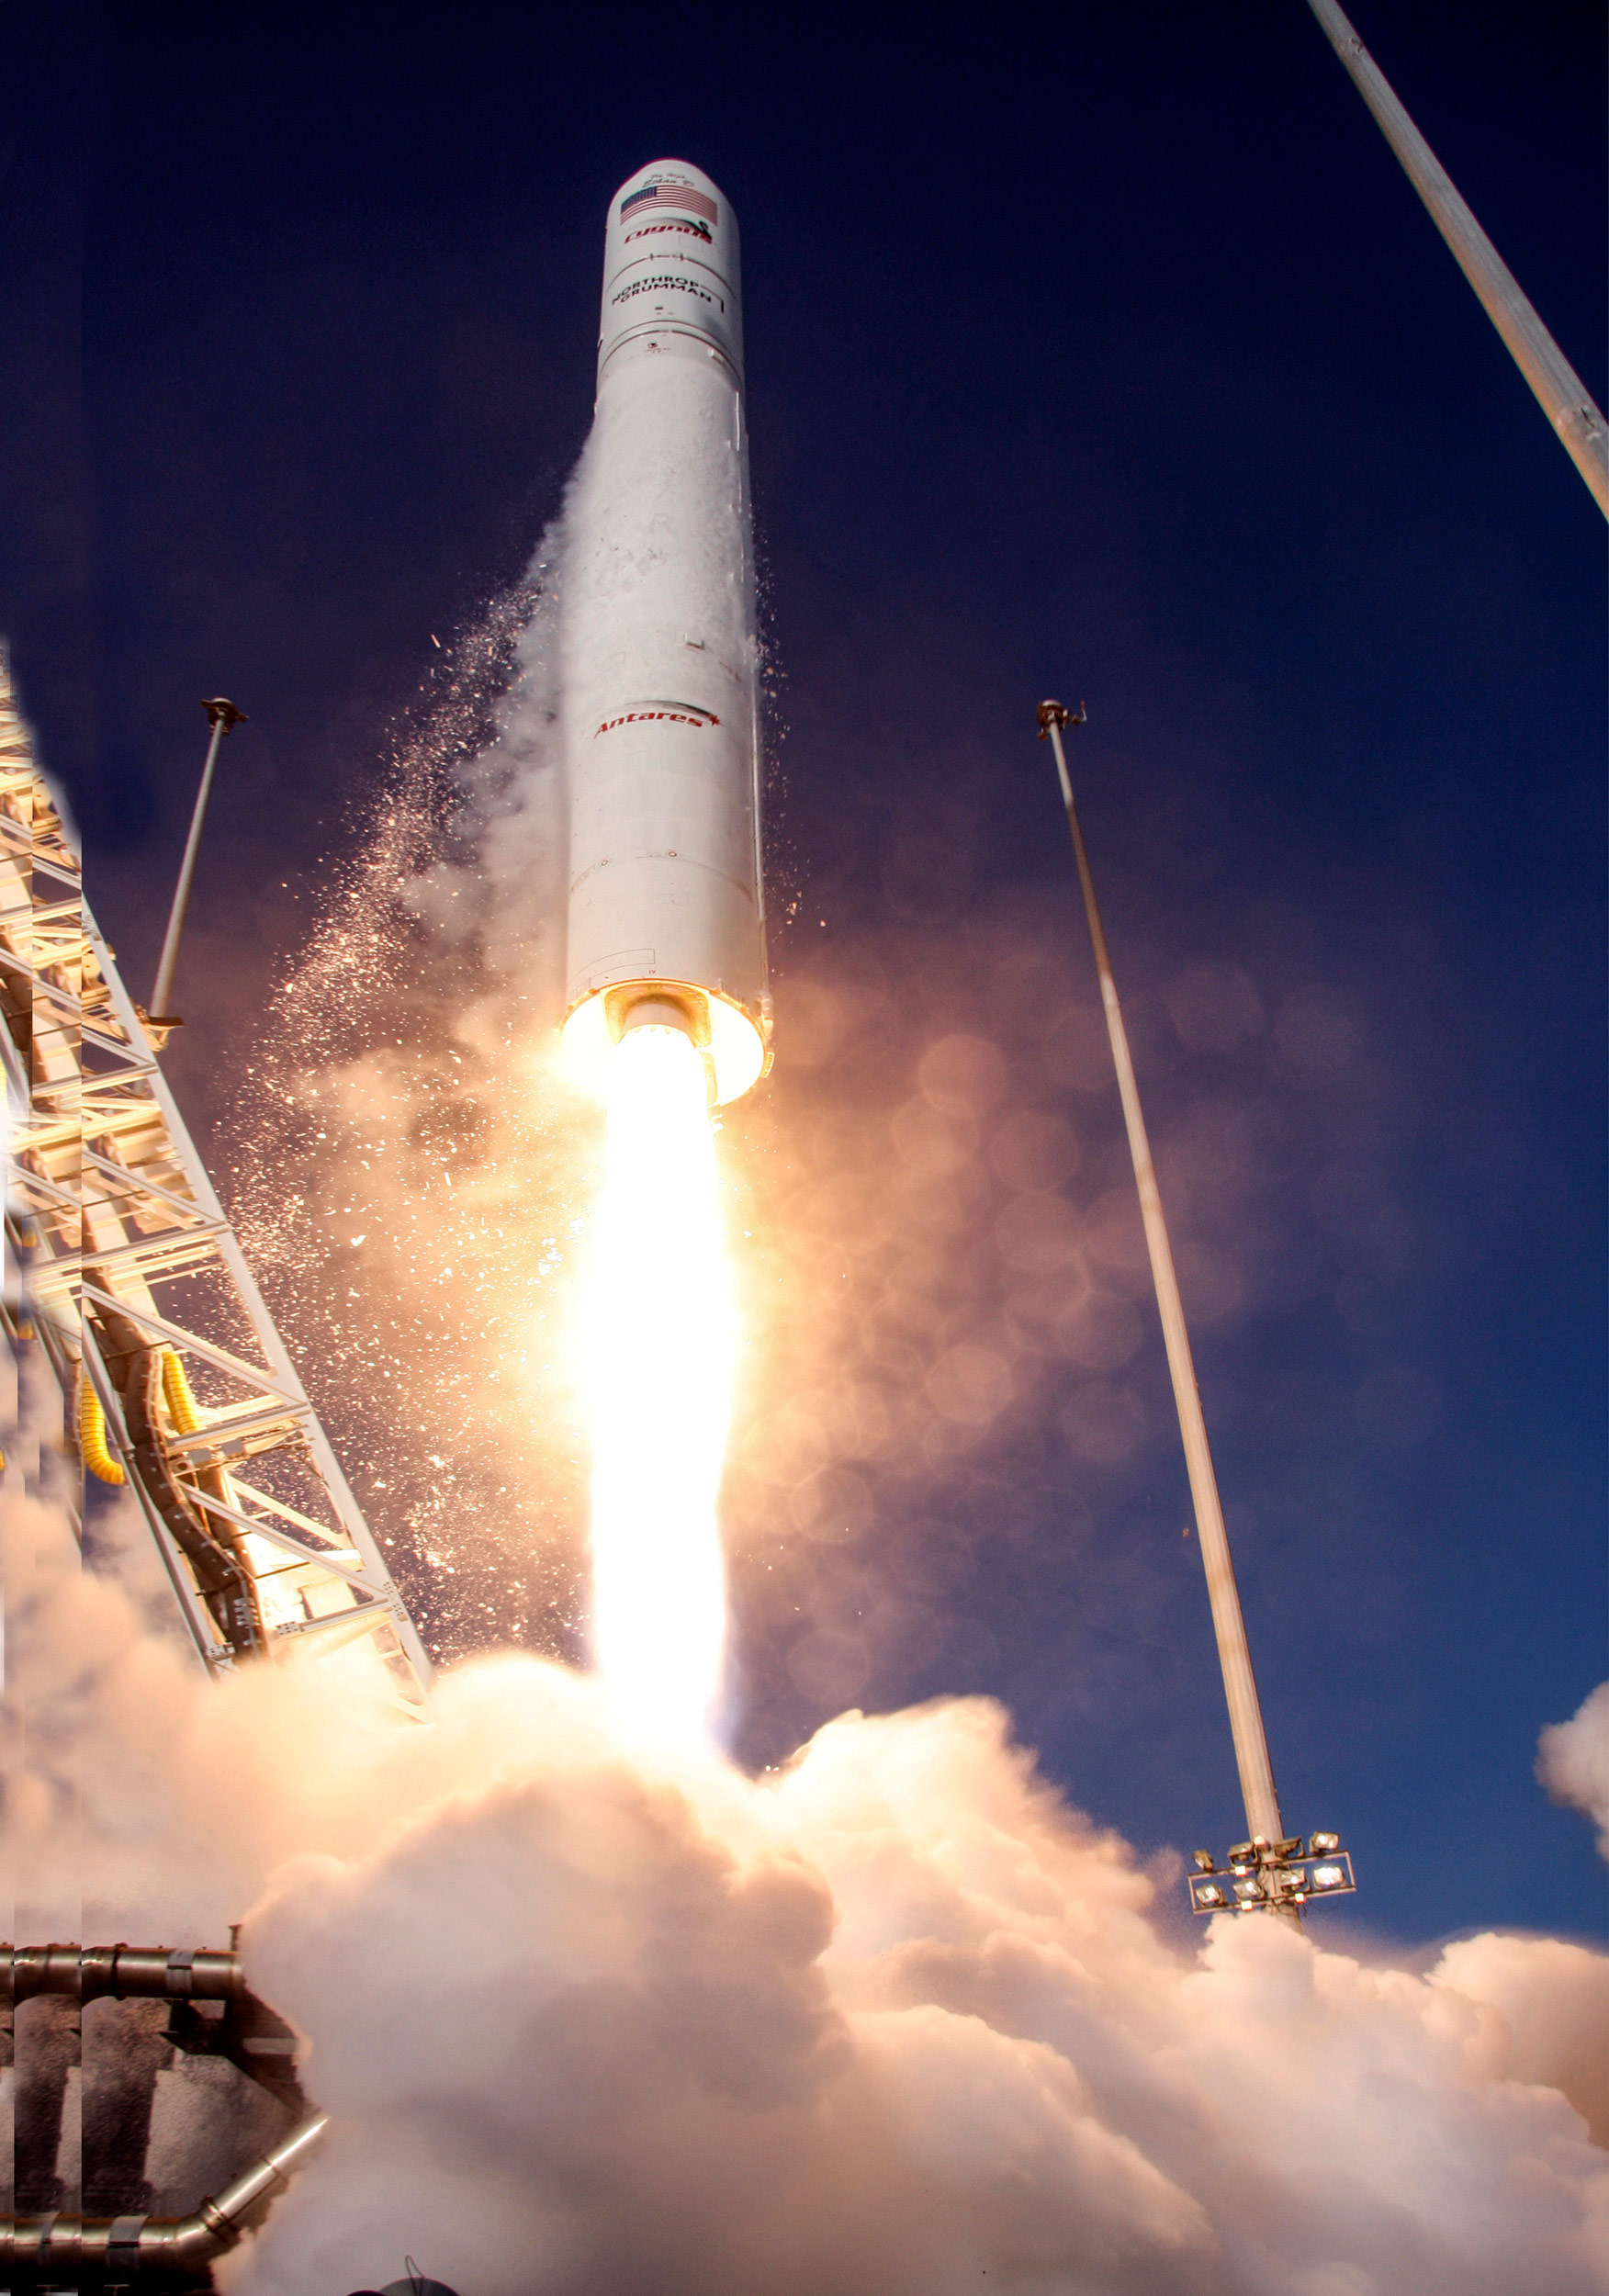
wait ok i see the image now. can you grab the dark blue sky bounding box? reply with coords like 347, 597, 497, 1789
5, 1, 1603, 1944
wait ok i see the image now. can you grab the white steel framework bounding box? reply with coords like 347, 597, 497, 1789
0, 658, 432, 1716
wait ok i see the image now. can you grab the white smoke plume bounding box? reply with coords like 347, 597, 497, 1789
222, 1687, 1609, 2295
11, 1467, 1609, 2294
1540, 1683, 1609, 1863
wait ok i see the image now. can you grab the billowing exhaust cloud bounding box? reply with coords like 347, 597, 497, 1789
1540, 1681, 1609, 1863
12, 1485, 1608, 2295
223, 1681, 1609, 2295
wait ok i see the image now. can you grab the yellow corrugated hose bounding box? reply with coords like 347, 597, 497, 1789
79, 1372, 126, 1486
161, 1348, 202, 1435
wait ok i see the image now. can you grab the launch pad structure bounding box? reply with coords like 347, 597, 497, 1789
0, 658, 432, 1711
0, 654, 441, 2277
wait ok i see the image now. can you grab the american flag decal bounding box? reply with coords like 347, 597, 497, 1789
621, 181, 717, 227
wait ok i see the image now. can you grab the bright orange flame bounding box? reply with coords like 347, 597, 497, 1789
583, 1023, 734, 1745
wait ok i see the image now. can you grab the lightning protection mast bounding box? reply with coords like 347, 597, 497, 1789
144, 695, 247, 1037
1038, 701, 1355, 1924
1306, 0, 1607, 520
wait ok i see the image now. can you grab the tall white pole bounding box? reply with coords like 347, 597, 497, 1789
1307, 0, 1608, 520
150, 697, 244, 1022
1040, 703, 1286, 1851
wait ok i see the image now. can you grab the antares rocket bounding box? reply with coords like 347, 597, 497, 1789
561, 161, 771, 1105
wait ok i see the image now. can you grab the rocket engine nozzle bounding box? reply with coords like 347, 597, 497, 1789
619, 993, 699, 1039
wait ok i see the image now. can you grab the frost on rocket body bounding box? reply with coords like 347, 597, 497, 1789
564, 358, 750, 681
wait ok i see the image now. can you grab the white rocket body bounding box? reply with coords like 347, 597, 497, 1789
561, 161, 771, 1105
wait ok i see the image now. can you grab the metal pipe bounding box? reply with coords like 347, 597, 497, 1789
1038, 702, 1286, 1854
149, 697, 246, 1022
0, 2110, 329, 2280
1306, 0, 1608, 519
4, 1942, 247, 2003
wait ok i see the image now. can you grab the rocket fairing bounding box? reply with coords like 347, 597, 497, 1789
561, 161, 771, 1105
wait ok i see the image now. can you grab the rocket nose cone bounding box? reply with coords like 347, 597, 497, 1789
605, 159, 737, 255
599, 160, 743, 382
611, 157, 729, 209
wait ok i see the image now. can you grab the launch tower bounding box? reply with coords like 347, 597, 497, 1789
0, 658, 432, 1714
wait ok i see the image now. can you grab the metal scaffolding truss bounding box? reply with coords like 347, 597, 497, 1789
0, 659, 432, 1717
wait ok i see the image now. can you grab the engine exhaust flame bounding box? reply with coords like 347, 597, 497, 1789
584, 1022, 734, 1745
